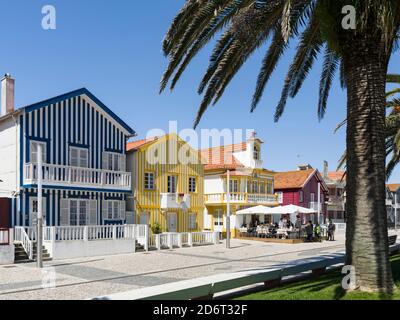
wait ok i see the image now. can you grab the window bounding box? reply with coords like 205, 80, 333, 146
266, 180, 273, 194
253, 145, 260, 160
102, 152, 126, 172
277, 192, 283, 204
252, 181, 258, 194
260, 183, 265, 194
247, 180, 252, 193
189, 213, 197, 230
168, 175, 177, 193
189, 177, 196, 193
29, 197, 46, 226
299, 191, 304, 203
144, 172, 155, 190
101, 200, 125, 221
310, 193, 315, 203
140, 212, 149, 225
30, 141, 46, 163
229, 179, 238, 193
69, 200, 88, 226
70, 147, 88, 168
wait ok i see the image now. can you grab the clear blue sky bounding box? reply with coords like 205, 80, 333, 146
1, 0, 399, 181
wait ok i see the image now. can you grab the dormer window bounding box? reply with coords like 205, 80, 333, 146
253, 145, 260, 160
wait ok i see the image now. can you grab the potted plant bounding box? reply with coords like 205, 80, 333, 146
151, 223, 162, 234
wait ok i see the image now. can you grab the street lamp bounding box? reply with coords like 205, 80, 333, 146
226, 170, 231, 249
37, 144, 43, 268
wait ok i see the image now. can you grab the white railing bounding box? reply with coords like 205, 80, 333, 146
247, 194, 278, 204
14, 227, 33, 260
205, 193, 277, 204
148, 231, 219, 250
24, 162, 131, 190
334, 223, 346, 233
192, 231, 215, 245
160, 193, 191, 209
0, 229, 11, 245
42, 224, 140, 242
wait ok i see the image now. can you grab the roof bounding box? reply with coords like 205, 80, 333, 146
327, 171, 346, 182
200, 143, 246, 170
1, 88, 135, 135
387, 184, 400, 192
274, 169, 316, 190
126, 137, 159, 152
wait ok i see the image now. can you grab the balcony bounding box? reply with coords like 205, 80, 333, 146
205, 192, 278, 205
24, 163, 131, 191
160, 193, 191, 210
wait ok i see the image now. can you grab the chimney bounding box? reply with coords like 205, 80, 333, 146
1, 73, 15, 117
323, 161, 328, 179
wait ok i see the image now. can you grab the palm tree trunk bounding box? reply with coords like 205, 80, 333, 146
343, 32, 394, 293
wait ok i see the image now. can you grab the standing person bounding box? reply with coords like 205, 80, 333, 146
327, 220, 335, 241
305, 221, 313, 242
314, 223, 322, 242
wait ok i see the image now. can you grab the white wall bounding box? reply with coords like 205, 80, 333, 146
0, 117, 19, 197
204, 175, 224, 194
44, 239, 136, 260
0, 245, 14, 265
203, 208, 212, 229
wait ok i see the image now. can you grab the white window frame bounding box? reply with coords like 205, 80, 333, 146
102, 151, 126, 172
310, 192, 315, 203
277, 192, 283, 204
102, 200, 125, 221
69, 199, 89, 226
299, 190, 304, 203
144, 172, 155, 190
189, 177, 196, 193
252, 181, 259, 194
168, 175, 178, 193
29, 197, 47, 227
69, 146, 89, 168
189, 213, 197, 230
229, 179, 238, 193
30, 141, 47, 164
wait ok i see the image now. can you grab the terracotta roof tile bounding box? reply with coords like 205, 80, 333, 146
274, 169, 315, 189
387, 184, 400, 192
126, 137, 158, 151
200, 143, 246, 170
327, 171, 346, 182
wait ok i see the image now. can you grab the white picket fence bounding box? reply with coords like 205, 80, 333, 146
11, 224, 218, 260
148, 231, 219, 250
14, 227, 34, 260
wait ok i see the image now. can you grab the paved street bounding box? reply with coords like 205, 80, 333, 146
0, 235, 351, 300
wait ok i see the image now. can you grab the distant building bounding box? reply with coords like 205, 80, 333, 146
201, 133, 278, 237
0, 74, 135, 227
126, 134, 204, 233
322, 161, 346, 223
274, 165, 328, 224
386, 184, 400, 228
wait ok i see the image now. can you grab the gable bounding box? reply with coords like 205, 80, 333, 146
22, 88, 135, 135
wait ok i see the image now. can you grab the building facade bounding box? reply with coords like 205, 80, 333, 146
386, 184, 400, 228
0, 75, 135, 227
126, 134, 204, 233
322, 162, 346, 223
201, 134, 278, 237
274, 165, 328, 224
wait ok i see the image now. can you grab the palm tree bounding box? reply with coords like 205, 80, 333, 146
161, 1, 400, 293
338, 74, 400, 179
385, 74, 400, 178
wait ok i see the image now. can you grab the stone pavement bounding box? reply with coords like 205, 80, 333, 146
0, 235, 349, 300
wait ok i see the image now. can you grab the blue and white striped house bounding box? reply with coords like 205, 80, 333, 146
0, 74, 136, 227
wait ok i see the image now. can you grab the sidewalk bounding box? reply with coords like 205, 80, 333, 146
0, 236, 346, 300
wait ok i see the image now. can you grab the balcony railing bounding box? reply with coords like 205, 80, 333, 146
24, 163, 131, 191
160, 193, 191, 209
205, 192, 278, 205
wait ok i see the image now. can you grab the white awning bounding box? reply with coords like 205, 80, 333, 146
268, 204, 316, 214
235, 205, 276, 215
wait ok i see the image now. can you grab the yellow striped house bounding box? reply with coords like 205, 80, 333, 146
126, 134, 204, 233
